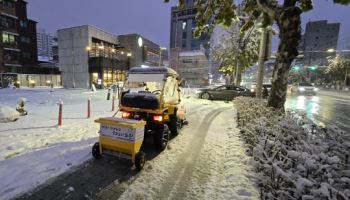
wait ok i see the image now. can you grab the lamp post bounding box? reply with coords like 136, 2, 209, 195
98, 43, 104, 89
159, 47, 167, 67
127, 52, 132, 70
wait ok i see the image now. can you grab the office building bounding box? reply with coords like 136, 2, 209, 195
176, 49, 211, 87
58, 25, 161, 89
301, 20, 340, 66
118, 34, 161, 67
169, 0, 210, 68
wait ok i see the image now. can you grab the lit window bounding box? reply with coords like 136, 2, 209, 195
182, 21, 187, 30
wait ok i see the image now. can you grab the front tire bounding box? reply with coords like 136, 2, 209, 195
135, 151, 146, 171
169, 114, 179, 137
154, 124, 170, 151
201, 92, 210, 100
92, 142, 101, 159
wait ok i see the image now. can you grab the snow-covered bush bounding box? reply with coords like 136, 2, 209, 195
0, 106, 20, 123
234, 97, 350, 200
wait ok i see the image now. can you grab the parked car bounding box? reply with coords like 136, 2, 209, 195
196, 85, 253, 100
296, 82, 318, 95
250, 83, 272, 97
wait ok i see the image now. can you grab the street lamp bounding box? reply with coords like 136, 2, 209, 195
127, 52, 132, 69
98, 43, 104, 89
327, 48, 335, 53
159, 47, 167, 67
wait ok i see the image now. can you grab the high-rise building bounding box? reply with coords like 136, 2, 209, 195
37, 28, 55, 61
169, 0, 210, 53
301, 20, 340, 66
169, 0, 212, 85
0, 0, 38, 74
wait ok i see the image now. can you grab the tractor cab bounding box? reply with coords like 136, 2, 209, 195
119, 66, 186, 150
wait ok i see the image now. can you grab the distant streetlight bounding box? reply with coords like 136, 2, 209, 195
327, 48, 335, 53
127, 53, 132, 57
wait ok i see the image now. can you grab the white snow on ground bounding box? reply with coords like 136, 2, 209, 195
0, 88, 117, 200
119, 97, 259, 200
0, 88, 259, 200
0, 106, 19, 123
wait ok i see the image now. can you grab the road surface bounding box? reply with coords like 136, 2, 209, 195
285, 90, 350, 133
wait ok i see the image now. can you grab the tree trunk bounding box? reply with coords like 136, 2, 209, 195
230, 69, 236, 84
344, 67, 348, 88
267, 7, 302, 109
235, 59, 242, 86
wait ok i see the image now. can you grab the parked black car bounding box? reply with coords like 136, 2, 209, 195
250, 83, 272, 97
196, 85, 253, 100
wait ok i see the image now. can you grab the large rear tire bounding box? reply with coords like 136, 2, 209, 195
169, 114, 179, 137
154, 124, 170, 151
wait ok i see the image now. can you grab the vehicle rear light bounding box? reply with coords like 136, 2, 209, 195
122, 112, 131, 118
153, 115, 163, 122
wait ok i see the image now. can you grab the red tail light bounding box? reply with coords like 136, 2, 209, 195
122, 112, 131, 118
153, 115, 163, 122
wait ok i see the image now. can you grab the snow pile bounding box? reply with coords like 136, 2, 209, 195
0, 88, 116, 199
0, 106, 20, 123
234, 97, 350, 199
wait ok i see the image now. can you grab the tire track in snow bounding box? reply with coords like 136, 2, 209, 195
157, 107, 225, 199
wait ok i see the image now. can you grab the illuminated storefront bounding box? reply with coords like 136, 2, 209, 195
88, 38, 128, 88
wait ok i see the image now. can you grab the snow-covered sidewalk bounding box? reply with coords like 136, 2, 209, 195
115, 99, 259, 199
0, 88, 116, 200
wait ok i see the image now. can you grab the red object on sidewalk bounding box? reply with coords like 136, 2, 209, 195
87, 98, 91, 118
58, 101, 63, 126
112, 96, 115, 111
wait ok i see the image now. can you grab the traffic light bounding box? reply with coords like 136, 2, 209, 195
292, 65, 300, 71
309, 66, 317, 71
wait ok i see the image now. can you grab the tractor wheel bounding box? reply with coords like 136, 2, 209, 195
154, 124, 170, 151
169, 114, 179, 136
135, 151, 146, 171
92, 142, 101, 159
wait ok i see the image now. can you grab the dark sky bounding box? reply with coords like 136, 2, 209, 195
27, 0, 350, 50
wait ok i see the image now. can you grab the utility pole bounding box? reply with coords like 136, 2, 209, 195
256, 27, 268, 98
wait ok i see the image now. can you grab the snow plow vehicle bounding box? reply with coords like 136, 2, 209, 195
119, 66, 186, 151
